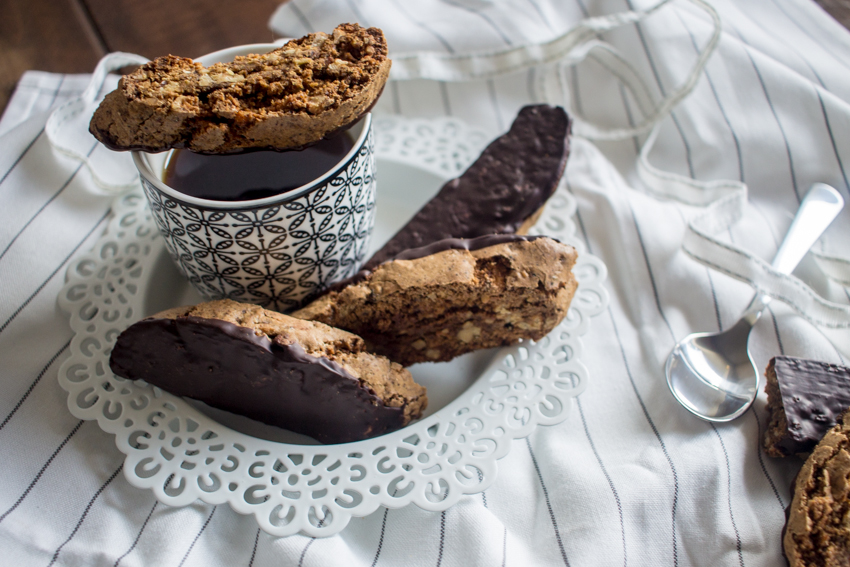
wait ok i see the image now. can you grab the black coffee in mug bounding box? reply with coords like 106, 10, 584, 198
163, 133, 355, 202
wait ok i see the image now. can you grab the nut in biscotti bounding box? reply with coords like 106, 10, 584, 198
89, 23, 391, 154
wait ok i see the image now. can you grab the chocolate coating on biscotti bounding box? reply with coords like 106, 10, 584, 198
784, 409, 850, 566
764, 356, 850, 458
109, 300, 426, 444
294, 236, 578, 366
90, 24, 391, 154
361, 105, 571, 271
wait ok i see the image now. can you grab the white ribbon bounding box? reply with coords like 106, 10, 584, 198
45, 52, 149, 195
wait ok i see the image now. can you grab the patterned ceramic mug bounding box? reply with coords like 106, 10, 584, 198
132, 43, 376, 313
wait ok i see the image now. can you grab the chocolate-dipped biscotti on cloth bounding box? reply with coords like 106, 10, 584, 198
90, 23, 390, 154
294, 235, 578, 366
109, 300, 426, 444
763, 356, 850, 458
784, 408, 850, 567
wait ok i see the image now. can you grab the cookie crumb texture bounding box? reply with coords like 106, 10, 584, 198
294, 238, 578, 366
90, 23, 390, 153
109, 300, 426, 444
785, 410, 850, 567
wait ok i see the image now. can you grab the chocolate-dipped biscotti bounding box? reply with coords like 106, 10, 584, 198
361, 104, 572, 272
90, 23, 390, 154
293, 235, 578, 366
763, 356, 850, 458
784, 408, 850, 567
109, 300, 426, 444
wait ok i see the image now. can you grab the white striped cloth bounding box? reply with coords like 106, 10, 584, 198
1, 0, 849, 565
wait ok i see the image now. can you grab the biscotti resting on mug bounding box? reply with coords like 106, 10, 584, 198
90, 23, 390, 154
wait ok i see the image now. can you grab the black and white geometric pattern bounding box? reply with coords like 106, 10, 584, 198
140, 130, 376, 312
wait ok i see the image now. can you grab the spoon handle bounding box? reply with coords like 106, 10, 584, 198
741, 183, 844, 325
771, 182, 844, 274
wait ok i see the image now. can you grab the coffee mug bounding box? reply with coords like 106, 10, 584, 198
133, 43, 376, 312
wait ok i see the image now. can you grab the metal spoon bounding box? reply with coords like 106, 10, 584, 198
666, 183, 844, 422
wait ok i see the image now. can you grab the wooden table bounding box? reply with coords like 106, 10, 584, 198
1, 0, 849, 116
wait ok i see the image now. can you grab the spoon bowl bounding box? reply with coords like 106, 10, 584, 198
666, 183, 844, 422
666, 318, 759, 421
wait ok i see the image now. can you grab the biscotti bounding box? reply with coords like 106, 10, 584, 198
763, 356, 850, 457
784, 408, 850, 566
90, 23, 391, 154
361, 104, 572, 272
109, 299, 426, 444
293, 235, 578, 366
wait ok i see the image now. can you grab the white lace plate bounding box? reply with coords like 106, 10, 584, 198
57, 117, 609, 537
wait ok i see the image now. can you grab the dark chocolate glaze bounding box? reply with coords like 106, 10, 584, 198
109, 316, 405, 444
322, 233, 547, 293
361, 104, 571, 272
774, 355, 850, 455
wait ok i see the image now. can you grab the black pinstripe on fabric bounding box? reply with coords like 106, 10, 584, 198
767, 305, 785, 356
487, 80, 505, 131
370, 507, 391, 567
391, 81, 402, 115
298, 537, 317, 567
114, 501, 158, 567
577, 399, 627, 567
501, 525, 507, 567
0, 420, 84, 525
707, 268, 724, 330
436, 511, 446, 567
0, 141, 99, 262
527, 0, 556, 34
525, 437, 570, 567
816, 89, 850, 195
439, 82, 453, 116
566, 194, 628, 567
623, 0, 695, 178
288, 2, 315, 33
390, 0, 456, 53
439, 0, 514, 46
247, 527, 261, 567
750, 407, 786, 510
527, 68, 537, 103
607, 311, 680, 567
742, 2, 827, 89
625, 200, 675, 340
709, 424, 745, 567
0, 209, 110, 337
177, 506, 217, 567
299, 514, 330, 567
618, 83, 641, 156
727, 22, 801, 202
676, 11, 744, 183
570, 66, 583, 116
0, 339, 70, 432
47, 464, 124, 567
345, 0, 369, 25
0, 74, 65, 189
0, 130, 44, 191
767, 0, 850, 75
